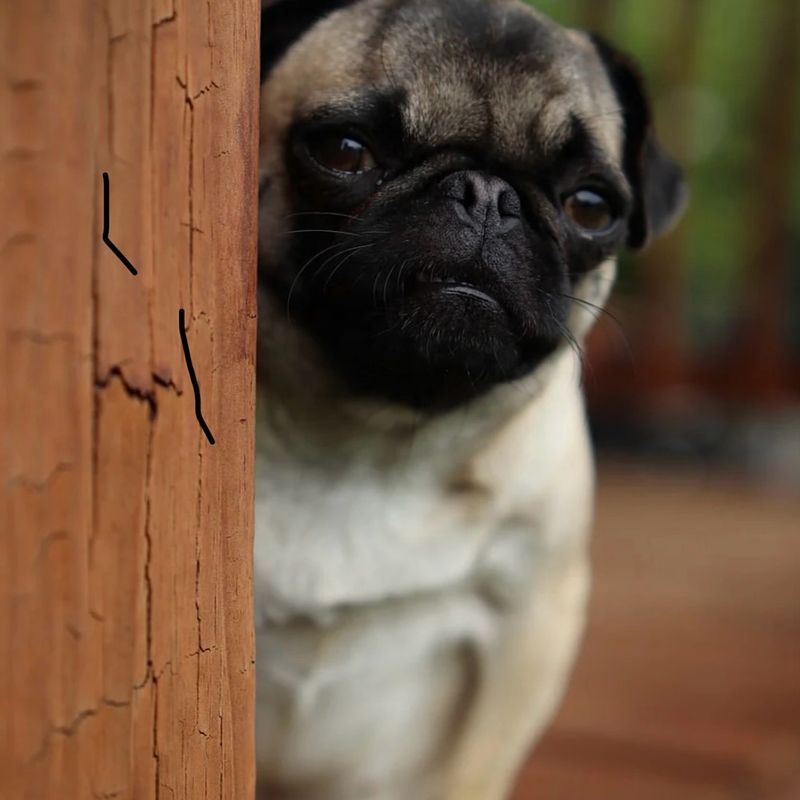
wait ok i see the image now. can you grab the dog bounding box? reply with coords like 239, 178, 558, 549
255, 1, 685, 798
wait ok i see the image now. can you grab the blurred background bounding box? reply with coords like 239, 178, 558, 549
513, 1, 800, 798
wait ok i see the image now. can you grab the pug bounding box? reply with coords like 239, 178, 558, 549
254, 1, 685, 798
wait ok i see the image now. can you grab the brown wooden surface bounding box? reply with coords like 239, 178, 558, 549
514, 462, 800, 799
1, 1, 260, 798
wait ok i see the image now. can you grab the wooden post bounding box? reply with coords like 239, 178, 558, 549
1, 1, 259, 798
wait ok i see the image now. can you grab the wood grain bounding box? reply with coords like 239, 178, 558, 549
1, 1, 260, 797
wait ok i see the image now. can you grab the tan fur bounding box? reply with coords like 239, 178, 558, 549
256, 2, 626, 798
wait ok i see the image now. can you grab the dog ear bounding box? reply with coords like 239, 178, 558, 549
591, 35, 687, 250
261, 0, 356, 80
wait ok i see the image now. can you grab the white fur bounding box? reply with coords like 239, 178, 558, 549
254, 264, 614, 799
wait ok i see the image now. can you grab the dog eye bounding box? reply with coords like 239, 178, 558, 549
307, 132, 377, 175
564, 189, 615, 233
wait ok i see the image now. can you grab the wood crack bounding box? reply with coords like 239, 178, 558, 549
94, 367, 184, 420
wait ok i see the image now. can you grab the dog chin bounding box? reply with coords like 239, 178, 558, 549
286, 280, 562, 412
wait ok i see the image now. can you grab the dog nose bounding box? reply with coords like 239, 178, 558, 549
440, 170, 521, 231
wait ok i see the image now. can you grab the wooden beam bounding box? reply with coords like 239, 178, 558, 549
1, 1, 259, 797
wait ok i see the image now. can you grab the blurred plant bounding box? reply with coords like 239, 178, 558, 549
529, 0, 800, 414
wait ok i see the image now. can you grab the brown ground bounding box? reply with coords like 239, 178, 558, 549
513, 461, 800, 800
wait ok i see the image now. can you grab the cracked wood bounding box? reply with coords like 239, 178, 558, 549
0, 1, 259, 798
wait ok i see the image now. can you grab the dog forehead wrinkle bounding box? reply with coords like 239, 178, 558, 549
402, 71, 489, 147
374, 0, 597, 158
399, 70, 580, 161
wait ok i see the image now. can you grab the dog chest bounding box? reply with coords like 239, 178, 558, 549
254, 351, 591, 624
254, 451, 500, 624
255, 583, 494, 795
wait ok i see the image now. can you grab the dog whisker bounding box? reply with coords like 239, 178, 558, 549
322, 244, 375, 292
556, 292, 634, 363
580, 105, 624, 122
381, 262, 400, 308
286, 241, 357, 321
286, 228, 364, 237
284, 211, 364, 222
395, 258, 414, 296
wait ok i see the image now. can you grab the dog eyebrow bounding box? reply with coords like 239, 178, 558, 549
297, 88, 407, 139
542, 114, 594, 159
547, 115, 630, 198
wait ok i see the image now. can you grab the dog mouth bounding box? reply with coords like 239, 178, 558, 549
410, 273, 504, 311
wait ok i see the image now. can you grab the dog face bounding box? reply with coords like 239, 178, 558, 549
260, 0, 685, 410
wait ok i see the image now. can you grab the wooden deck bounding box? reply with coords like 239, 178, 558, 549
513, 462, 800, 799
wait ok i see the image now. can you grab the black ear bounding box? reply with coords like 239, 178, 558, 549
261, 0, 356, 81
591, 36, 687, 250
